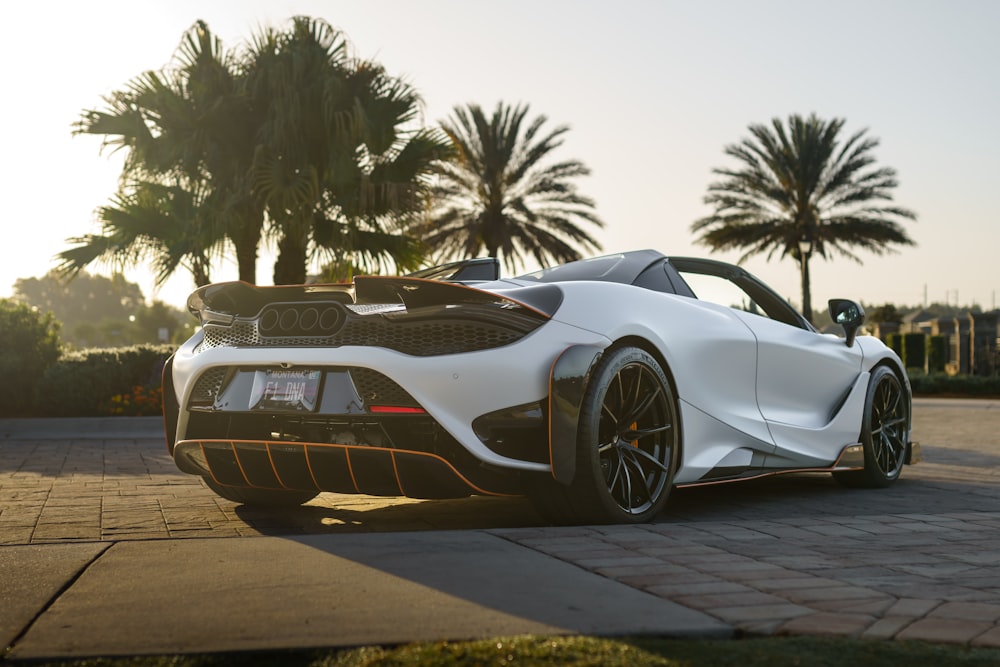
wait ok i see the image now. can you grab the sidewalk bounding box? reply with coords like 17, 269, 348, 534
2, 399, 1000, 658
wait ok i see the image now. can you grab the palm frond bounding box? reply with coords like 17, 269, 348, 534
423, 100, 603, 271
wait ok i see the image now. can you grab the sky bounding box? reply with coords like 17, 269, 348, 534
2, 0, 998, 313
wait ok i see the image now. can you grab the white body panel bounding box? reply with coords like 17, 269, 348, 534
540, 282, 773, 446
171, 319, 610, 472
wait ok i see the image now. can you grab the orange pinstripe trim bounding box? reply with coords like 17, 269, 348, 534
390, 451, 405, 496
676, 464, 863, 489
161, 362, 171, 455
358, 275, 553, 319
302, 446, 320, 489
546, 354, 559, 480
203, 276, 552, 319
198, 442, 225, 486
163, 418, 171, 455
343, 449, 361, 493
264, 443, 289, 490
228, 440, 255, 487
220, 280, 352, 289
187, 438, 514, 496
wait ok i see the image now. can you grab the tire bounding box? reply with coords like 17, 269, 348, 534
834, 365, 908, 489
534, 346, 679, 524
203, 476, 318, 507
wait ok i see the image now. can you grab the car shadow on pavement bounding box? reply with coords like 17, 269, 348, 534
225, 470, 991, 536
207, 438, 1000, 539
232, 494, 549, 535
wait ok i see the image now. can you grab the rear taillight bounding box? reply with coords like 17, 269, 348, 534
369, 405, 427, 414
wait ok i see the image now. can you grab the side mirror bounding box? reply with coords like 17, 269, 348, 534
828, 299, 865, 348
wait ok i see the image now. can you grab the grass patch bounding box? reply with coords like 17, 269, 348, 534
9, 635, 1000, 667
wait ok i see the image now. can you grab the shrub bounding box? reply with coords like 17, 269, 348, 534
0, 299, 62, 417
926, 335, 948, 373
33, 344, 174, 417
901, 332, 926, 370
908, 370, 1000, 398
886, 333, 903, 358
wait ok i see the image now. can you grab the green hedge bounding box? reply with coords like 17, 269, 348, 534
926, 335, 948, 374
887, 333, 929, 372
908, 371, 1000, 398
33, 345, 174, 417
12, 345, 1000, 417
901, 333, 925, 370
886, 333, 903, 358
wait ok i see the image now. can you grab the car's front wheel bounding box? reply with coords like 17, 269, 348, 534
202, 476, 318, 507
834, 365, 908, 488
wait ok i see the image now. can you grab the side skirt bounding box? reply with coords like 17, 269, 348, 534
677, 442, 866, 488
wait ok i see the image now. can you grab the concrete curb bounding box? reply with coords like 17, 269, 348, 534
0, 416, 163, 440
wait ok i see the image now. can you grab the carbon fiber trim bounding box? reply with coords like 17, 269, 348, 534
174, 439, 522, 499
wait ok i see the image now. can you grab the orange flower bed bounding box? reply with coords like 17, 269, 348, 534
107, 384, 164, 416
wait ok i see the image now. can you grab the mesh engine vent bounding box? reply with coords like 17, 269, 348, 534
200, 315, 525, 356
350, 368, 420, 407
190, 367, 228, 404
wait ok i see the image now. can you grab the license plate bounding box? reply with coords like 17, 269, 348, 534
250, 369, 321, 412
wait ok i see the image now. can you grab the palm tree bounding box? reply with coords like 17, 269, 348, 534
422, 101, 604, 274
245, 17, 451, 284
68, 21, 263, 288
70, 17, 449, 290
691, 113, 916, 323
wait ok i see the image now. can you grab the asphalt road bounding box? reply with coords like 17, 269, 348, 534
2, 398, 1000, 659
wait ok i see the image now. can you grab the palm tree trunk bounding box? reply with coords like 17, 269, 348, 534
800, 255, 813, 325
273, 231, 310, 285
231, 204, 263, 284
233, 227, 260, 284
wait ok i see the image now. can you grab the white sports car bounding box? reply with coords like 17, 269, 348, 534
162, 250, 918, 525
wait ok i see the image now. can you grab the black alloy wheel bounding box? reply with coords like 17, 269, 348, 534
571, 346, 679, 523
835, 365, 908, 488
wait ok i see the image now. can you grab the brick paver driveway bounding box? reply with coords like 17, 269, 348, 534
2, 397, 1000, 645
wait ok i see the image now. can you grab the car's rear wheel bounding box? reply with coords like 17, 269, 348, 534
547, 346, 679, 524
834, 365, 908, 488
202, 476, 318, 507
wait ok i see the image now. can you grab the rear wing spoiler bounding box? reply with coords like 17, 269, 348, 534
187, 274, 562, 321
404, 257, 500, 282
